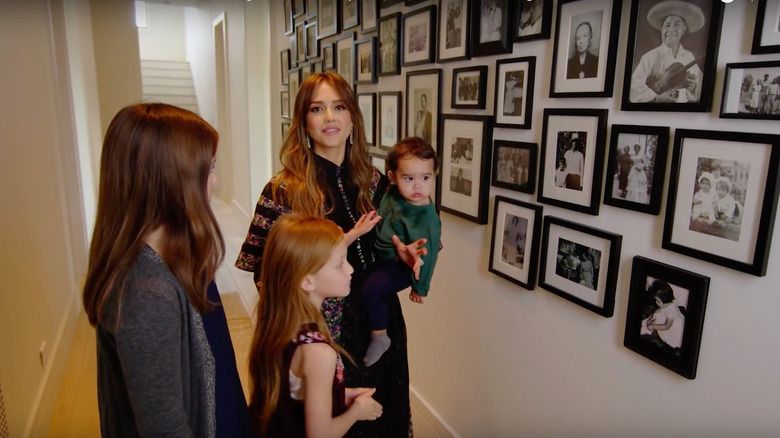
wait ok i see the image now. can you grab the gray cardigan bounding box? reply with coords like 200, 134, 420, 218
96, 246, 215, 437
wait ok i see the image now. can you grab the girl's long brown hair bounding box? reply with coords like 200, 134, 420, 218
274, 71, 375, 216
248, 213, 347, 435
83, 103, 225, 326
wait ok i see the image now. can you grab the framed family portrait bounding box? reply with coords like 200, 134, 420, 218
662, 129, 780, 277
281, 49, 291, 84
322, 43, 335, 70
402, 5, 437, 67
720, 60, 780, 121
451, 66, 487, 109
623, 256, 710, 380
537, 108, 608, 216
361, 0, 378, 33
752, 0, 780, 54
493, 56, 536, 129
318, 0, 339, 39
514, 0, 553, 42
378, 91, 402, 150
405, 68, 442, 149
550, 0, 622, 97
491, 140, 537, 194
438, 0, 470, 62
438, 114, 493, 224
305, 22, 319, 59
378, 12, 401, 76
538, 216, 622, 317
354, 37, 377, 84
621, 0, 723, 112
469, 0, 511, 57
488, 196, 543, 289
357, 92, 376, 146
335, 32, 355, 88
603, 124, 670, 215
342, 0, 359, 30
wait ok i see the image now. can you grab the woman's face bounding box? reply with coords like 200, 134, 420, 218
305, 82, 353, 153
420, 95, 427, 110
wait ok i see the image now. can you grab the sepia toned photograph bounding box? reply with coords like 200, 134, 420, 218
494, 56, 535, 128
318, 0, 338, 39
492, 140, 536, 194
489, 196, 543, 289
452, 66, 486, 109
335, 32, 355, 88
470, 0, 511, 56
379, 12, 401, 75
402, 5, 436, 66
378, 91, 401, 150
514, 0, 552, 42
438, 0, 469, 62
354, 36, 377, 84
342, 0, 359, 29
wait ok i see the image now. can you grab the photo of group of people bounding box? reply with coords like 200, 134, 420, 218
449, 137, 473, 196
501, 213, 527, 269
639, 276, 689, 354
554, 131, 587, 191
611, 134, 658, 205
456, 73, 480, 104
688, 157, 749, 242
495, 146, 530, 188
554, 238, 600, 291
739, 70, 780, 115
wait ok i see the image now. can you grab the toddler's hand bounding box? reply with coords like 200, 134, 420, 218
392, 235, 427, 280
409, 291, 425, 304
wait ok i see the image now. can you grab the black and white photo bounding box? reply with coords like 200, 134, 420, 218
470, 0, 511, 56
379, 12, 401, 75
720, 61, 780, 120
514, 0, 552, 42
492, 140, 536, 194
494, 57, 535, 128
489, 197, 543, 289
402, 5, 437, 66
451, 66, 487, 109
379, 91, 401, 150
438, 0, 470, 62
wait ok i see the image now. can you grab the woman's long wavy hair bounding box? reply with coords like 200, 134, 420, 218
274, 71, 375, 216
82, 103, 225, 326
248, 213, 348, 435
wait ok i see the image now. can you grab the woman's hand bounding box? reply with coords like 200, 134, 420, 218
344, 211, 381, 246
392, 235, 427, 280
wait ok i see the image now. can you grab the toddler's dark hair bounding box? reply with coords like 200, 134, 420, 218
648, 279, 675, 304
385, 137, 439, 174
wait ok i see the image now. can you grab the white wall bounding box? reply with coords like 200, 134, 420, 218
138, 3, 187, 61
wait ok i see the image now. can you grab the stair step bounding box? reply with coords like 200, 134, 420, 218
143, 94, 198, 105
141, 68, 193, 79
141, 59, 191, 70
143, 76, 194, 87
143, 84, 197, 96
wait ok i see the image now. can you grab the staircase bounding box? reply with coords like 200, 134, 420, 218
140, 59, 199, 114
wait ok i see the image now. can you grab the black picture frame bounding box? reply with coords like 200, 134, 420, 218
322, 43, 335, 70
354, 36, 377, 84
306, 0, 318, 19
493, 56, 535, 129
289, 68, 301, 110
438, 113, 493, 224
538, 215, 622, 318
342, 0, 360, 30
491, 140, 537, 194
281, 49, 291, 84
305, 22, 319, 59
295, 22, 307, 64
537, 108, 608, 216
623, 256, 710, 380
720, 60, 780, 121
284, 0, 294, 35
361, 0, 378, 33
621, 0, 723, 112
300, 62, 313, 82
437, 0, 471, 63
318, 0, 339, 39
469, 0, 511, 57
357, 92, 376, 146
378, 12, 401, 76
402, 5, 437, 67
378, 91, 402, 150
662, 129, 780, 277
335, 32, 355, 88
405, 68, 442, 149
550, 0, 622, 98
603, 124, 670, 215
281, 90, 291, 118
751, 0, 780, 54
488, 196, 543, 289
381, 0, 404, 9
451, 65, 487, 109
513, 0, 553, 43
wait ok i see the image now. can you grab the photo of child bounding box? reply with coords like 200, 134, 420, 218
688, 157, 748, 242
640, 277, 689, 354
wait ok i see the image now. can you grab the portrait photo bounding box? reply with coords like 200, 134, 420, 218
514, 0, 552, 42
342, 0, 359, 30
335, 32, 355, 88
488, 196, 543, 289
494, 56, 535, 128
438, 0, 469, 62
553, 131, 588, 192
470, 0, 511, 56
378, 91, 401, 150
405, 69, 441, 149
565, 12, 603, 80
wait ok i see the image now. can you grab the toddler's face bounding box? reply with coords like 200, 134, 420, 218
716, 184, 729, 198
699, 179, 711, 193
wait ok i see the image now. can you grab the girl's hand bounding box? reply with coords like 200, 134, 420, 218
345, 387, 374, 407
344, 211, 381, 246
392, 235, 427, 280
351, 388, 383, 421
409, 291, 425, 304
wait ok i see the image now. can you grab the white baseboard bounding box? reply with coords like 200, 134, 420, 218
410, 386, 460, 438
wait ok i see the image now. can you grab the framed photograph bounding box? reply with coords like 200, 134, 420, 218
451, 66, 487, 109
318, 0, 339, 39
289, 68, 301, 111
550, 0, 621, 97
305, 22, 319, 59
281, 49, 291, 85
493, 56, 535, 128
354, 37, 377, 84
662, 129, 780, 277
402, 5, 437, 67
513, 0, 553, 42
361, 0, 378, 33
621, 0, 723, 112
539, 216, 622, 317
469, 0, 511, 57
438, 0, 470, 63
357, 92, 376, 146
537, 108, 608, 216
752, 0, 780, 54
488, 196, 543, 289
405, 68, 442, 148
295, 22, 306, 63
306, 0, 318, 19
438, 114, 493, 224
603, 124, 670, 215
623, 256, 710, 380
293, 0, 306, 18
289, 35, 298, 68
342, 0, 359, 30
281, 90, 291, 118
720, 60, 780, 120
335, 32, 355, 88
378, 91, 402, 150
378, 12, 402, 76
492, 140, 537, 194
300, 62, 313, 82
322, 43, 335, 70
284, 0, 294, 35
381, 0, 404, 8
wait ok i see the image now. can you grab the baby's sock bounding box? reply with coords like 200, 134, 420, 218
364, 332, 391, 367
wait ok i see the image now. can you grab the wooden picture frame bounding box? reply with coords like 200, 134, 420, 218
537, 108, 608, 215
513, 0, 553, 42
281, 49, 291, 85
492, 140, 537, 194
402, 5, 437, 67
538, 215, 622, 318
379, 91, 402, 150
451, 65, 487, 109
438, 114, 493, 224
322, 43, 335, 70
621, 0, 723, 112
405, 68, 442, 149
281, 90, 291, 118
305, 22, 319, 59
603, 124, 670, 215
379, 12, 402, 76
438, 0, 470, 63
306, 0, 318, 19
469, 0, 511, 57
318, 0, 339, 39
624, 256, 710, 380
662, 129, 780, 277
550, 0, 622, 98
342, 0, 360, 30
361, 0, 378, 33
354, 36, 377, 84
752, 0, 780, 54
335, 32, 355, 88
493, 56, 535, 129
357, 92, 376, 146
720, 60, 780, 121
488, 196, 543, 289
284, 0, 294, 35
